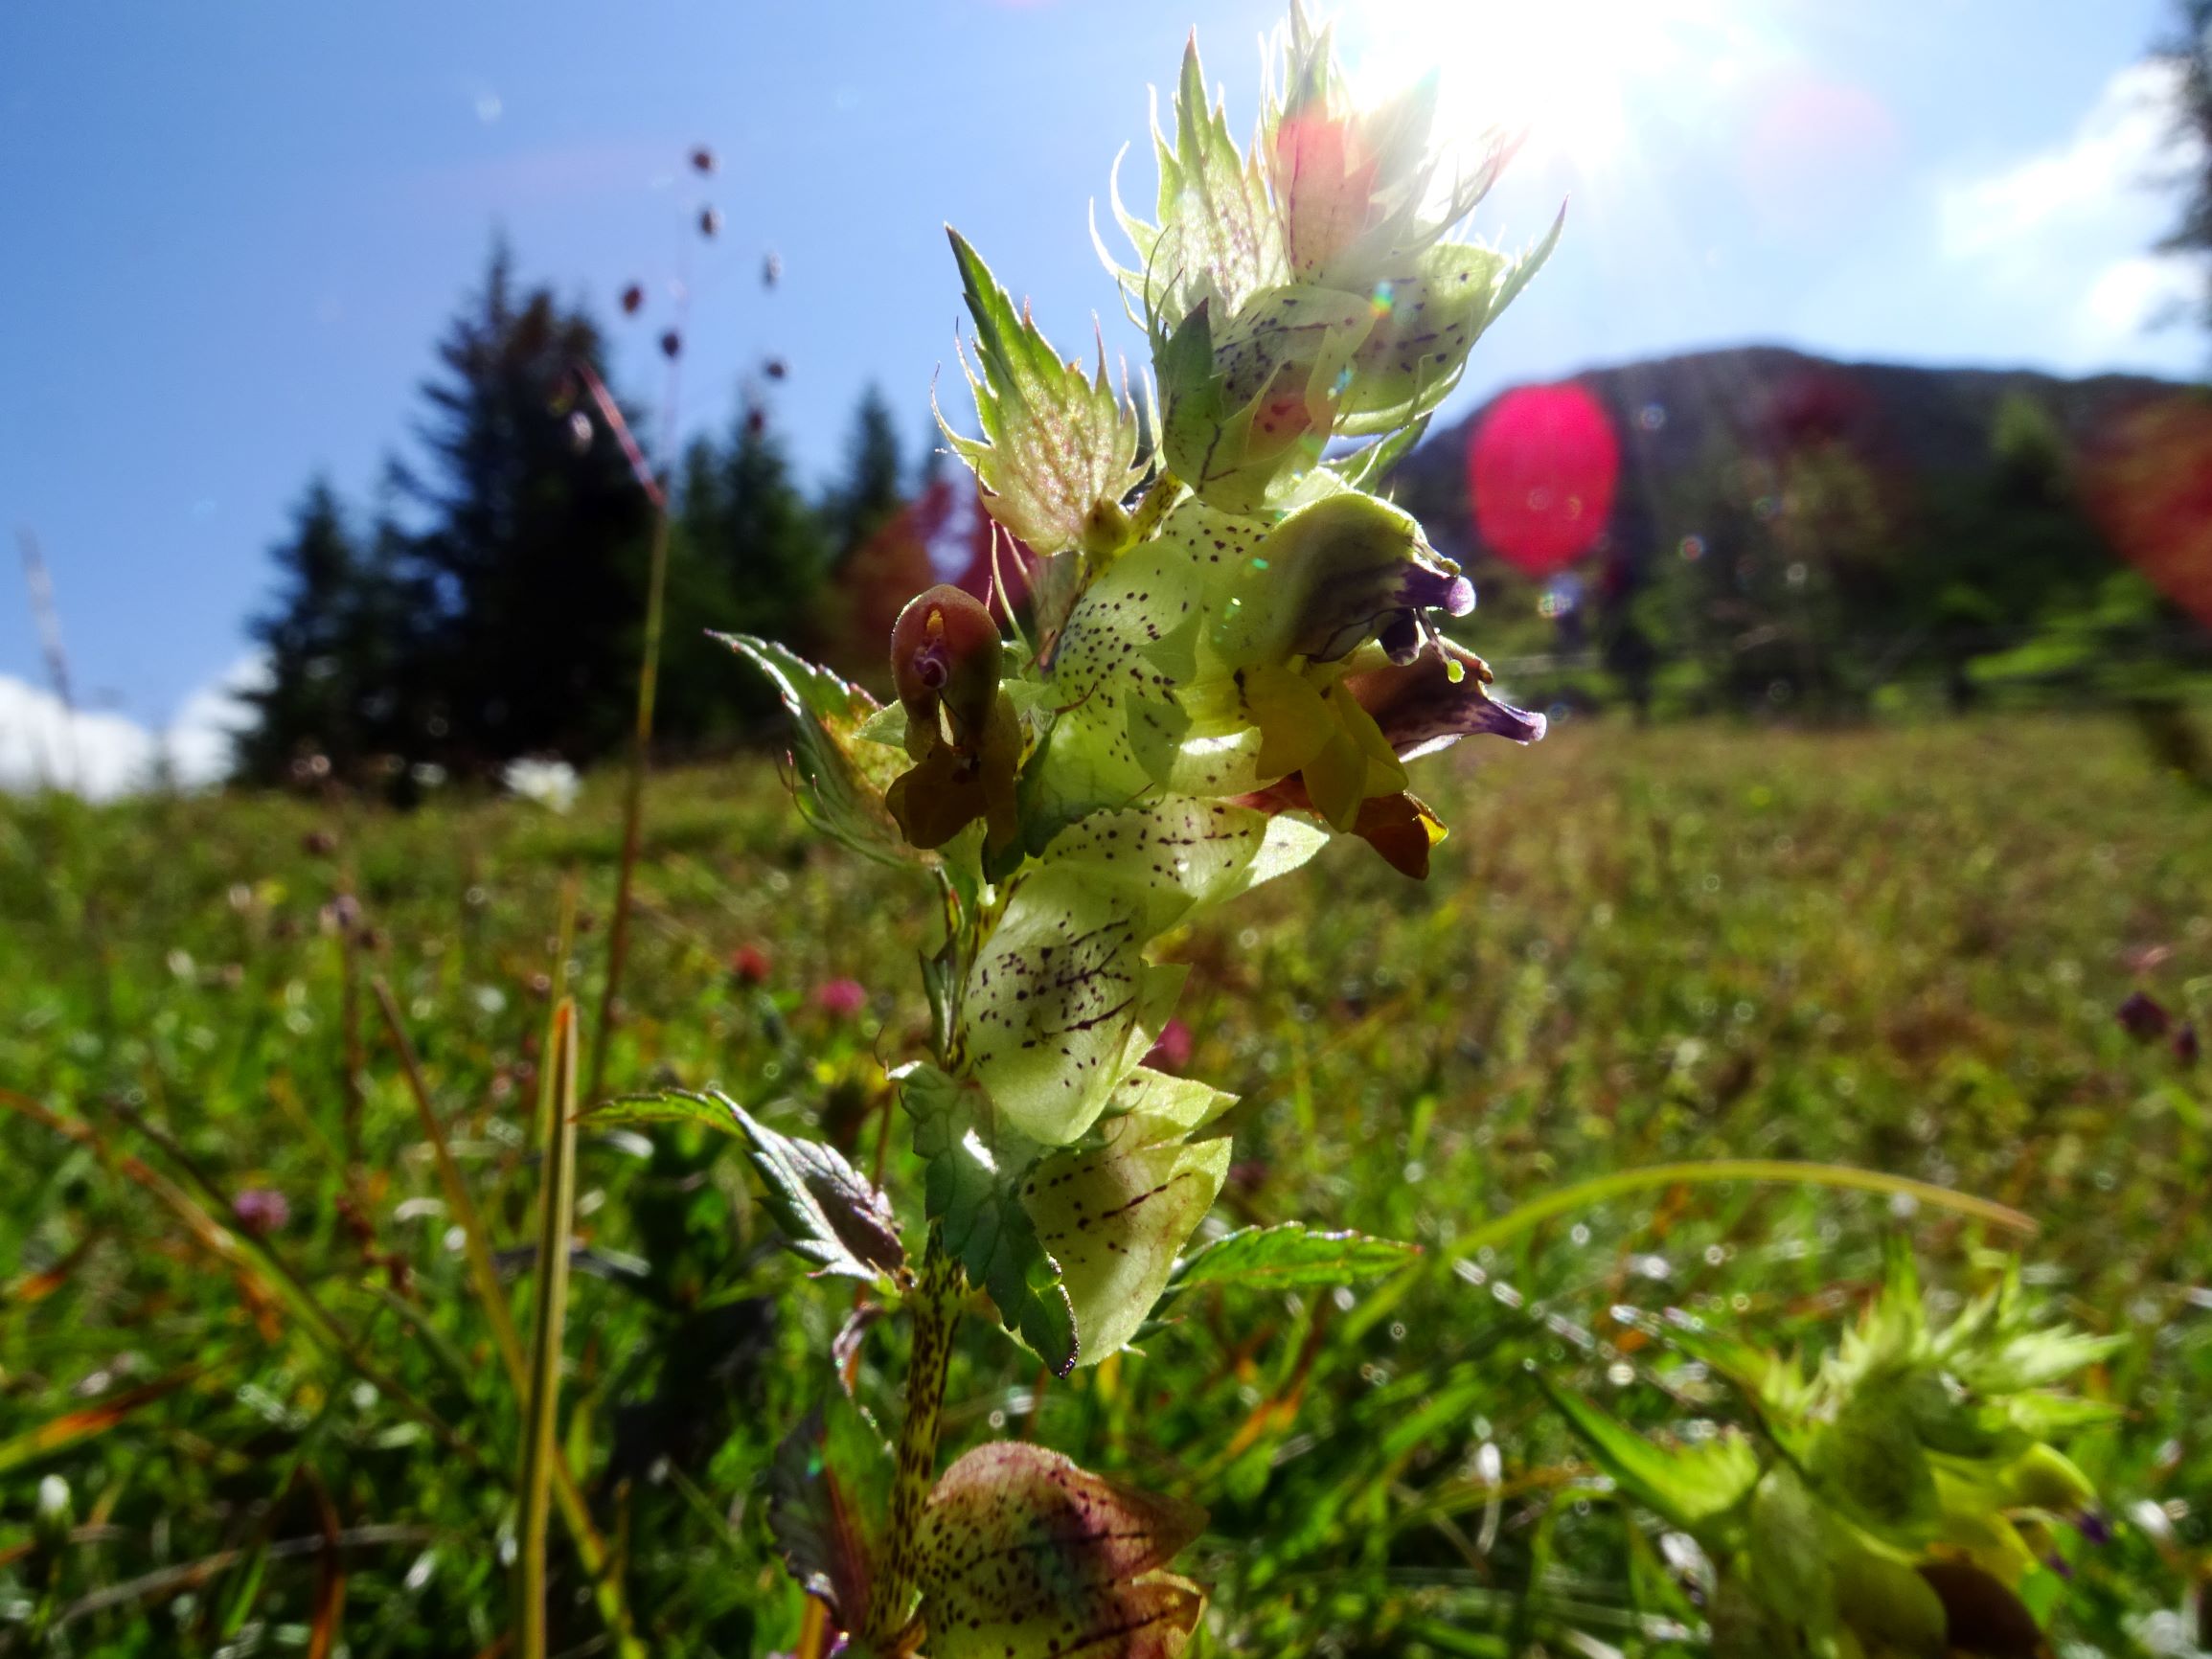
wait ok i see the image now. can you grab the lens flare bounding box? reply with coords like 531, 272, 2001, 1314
1467, 382, 1619, 577
1338, 0, 1734, 172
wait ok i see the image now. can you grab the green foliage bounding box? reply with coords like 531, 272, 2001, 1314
768, 1392, 896, 1634
2, 720, 2208, 1652
901, 1062, 1080, 1375
1539, 1383, 1760, 1531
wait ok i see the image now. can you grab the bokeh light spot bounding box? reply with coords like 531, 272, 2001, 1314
1468, 382, 1621, 577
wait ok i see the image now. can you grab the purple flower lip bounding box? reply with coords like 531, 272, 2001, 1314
1394, 563, 1471, 617
1347, 640, 1547, 760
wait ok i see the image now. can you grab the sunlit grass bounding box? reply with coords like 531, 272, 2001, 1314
1, 712, 2206, 1653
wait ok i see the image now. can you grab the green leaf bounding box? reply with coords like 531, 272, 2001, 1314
717, 634, 912, 868
945, 229, 1147, 559
1540, 1381, 1762, 1532
901, 1066, 1079, 1375
768, 1389, 895, 1633
684, 1091, 905, 1284
1167, 1221, 1419, 1295
917, 1443, 1206, 1659
580, 1093, 746, 1136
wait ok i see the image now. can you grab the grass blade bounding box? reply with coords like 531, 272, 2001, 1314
1452, 1158, 2035, 1261
516, 998, 581, 1659
0, 1368, 203, 1479
372, 976, 643, 1659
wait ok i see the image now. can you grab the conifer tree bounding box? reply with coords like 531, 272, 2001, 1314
2157, 0, 2212, 332
826, 382, 906, 561
394, 245, 655, 769
237, 481, 412, 784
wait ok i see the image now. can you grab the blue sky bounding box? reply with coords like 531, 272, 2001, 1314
0, 0, 2201, 761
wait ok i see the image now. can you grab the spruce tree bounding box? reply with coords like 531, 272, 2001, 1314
238, 481, 408, 784
656, 407, 832, 744
2157, 1, 2212, 332
394, 245, 655, 770
826, 383, 906, 561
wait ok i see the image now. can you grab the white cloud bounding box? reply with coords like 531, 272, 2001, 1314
1937, 59, 2204, 363
2085, 253, 2200, 338
0, 655, 265, 802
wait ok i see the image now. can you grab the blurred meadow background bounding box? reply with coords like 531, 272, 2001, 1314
6, 1, 2212, 1654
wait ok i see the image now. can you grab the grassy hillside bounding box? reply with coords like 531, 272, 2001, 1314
3, 716, 2208, 1654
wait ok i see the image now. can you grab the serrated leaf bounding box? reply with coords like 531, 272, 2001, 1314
1541, 1381, 1762, 1532
901, 1067, 1079, 1375
687, 1090, 905, 1283
946, 229, 1146, 558
1167, 1221, 1418, 1295
718, 634, 912, 867
918, 1443, 1206, 1659
769, 1391, 895, 1633
1118, 37, 1287, 331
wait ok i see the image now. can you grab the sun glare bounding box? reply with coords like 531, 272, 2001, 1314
1338, 0, 1729, 175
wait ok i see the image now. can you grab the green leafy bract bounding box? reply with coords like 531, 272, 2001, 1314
1540, 1381, 1762, 1532
1022, 1110, 1229, 1366
946, 230, 1148, 562
718, 634, 912, 868
1112, 37, 1287, 333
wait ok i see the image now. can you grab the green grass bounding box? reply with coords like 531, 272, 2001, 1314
3, 714, 2207, 1655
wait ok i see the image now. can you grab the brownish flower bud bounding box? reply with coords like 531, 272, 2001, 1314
890, 584, 1003, 749
659, 330, 681, 360
698, 205, 721, 239
690, 145, 716, 174
620, 283, 645, 315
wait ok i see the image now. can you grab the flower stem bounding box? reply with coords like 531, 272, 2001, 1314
868, 1234, 961, 1648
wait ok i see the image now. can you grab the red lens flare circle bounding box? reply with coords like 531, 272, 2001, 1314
1467, 382, 1620, 577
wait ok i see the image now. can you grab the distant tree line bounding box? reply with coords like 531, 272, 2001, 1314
237, 248, 926, 791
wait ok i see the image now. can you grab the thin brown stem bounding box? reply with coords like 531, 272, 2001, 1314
369, 979, 642, 1658
866, 1237, 961, 1649
588, 492, 672, 1105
